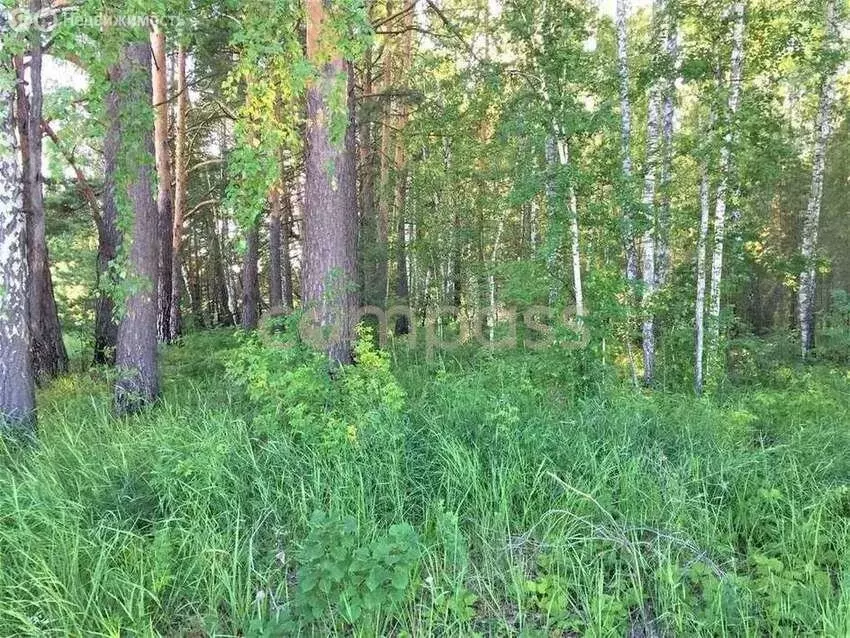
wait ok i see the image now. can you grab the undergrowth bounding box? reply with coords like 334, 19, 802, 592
0, 328, 848, 636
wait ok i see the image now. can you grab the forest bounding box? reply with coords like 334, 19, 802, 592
0, 0, 849, 634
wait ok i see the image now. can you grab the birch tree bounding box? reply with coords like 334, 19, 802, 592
0, 8, 35, 429
616, 0, 638, 284
799, 0, 840, 358
706, 1, 745, 370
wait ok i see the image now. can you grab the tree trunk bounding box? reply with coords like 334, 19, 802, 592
706, 1, 745, 367
281, 176, 294, 310
656, 7, 678, 289
616, 0, 638, 284
241, 224, 259, 330
25, 2, 68, 382
560, 139, 584, 318
544, 135, 562, 305
94, 64, 122, 366
394, 171, 411, 335
169, 45, 188, 339
151, 24, 174, 343
303, 0, 358, 364
114, 40, 160, 415
0, 9, 36, 428
799, 0, 838, 358
640, 0, 665, 386
269, 187, 283, 310
694, 164, 711, 395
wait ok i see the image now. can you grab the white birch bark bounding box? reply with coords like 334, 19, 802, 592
656, 8, 678, 288
557, 139, 585, 318
706, 1, 745, 361
616, 0, 638, 283
0, 9, 35, 428
799, 0, 838, 358
641, 85, 661, 385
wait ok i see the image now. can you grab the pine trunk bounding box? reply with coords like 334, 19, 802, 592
151, 25, 174, 343
94, 64, 121, 366
114, 41, 160, 415
303, 0, 358, 364
269, 188, 283, 310
241, 224, 259, 330
169, 45, 188, 338
25, 2, 68, 381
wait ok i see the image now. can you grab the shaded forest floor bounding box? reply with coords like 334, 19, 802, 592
1, 329, 850, 636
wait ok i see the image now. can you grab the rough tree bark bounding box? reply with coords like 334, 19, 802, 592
1, 7, 36, 429
151, 23, 174, 343
303, 0, 358, 364
269, 187, 283, 310
798, 0, 838, 358
114, 40, 160, 415
241, 224, 259, 330
706, 1, 745, 367
169, 44, 188, 338
94, 64, 121, 366
24, 0, 68, 381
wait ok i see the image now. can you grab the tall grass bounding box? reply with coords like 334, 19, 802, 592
1, 330, 848, 636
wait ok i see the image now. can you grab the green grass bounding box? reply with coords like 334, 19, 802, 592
1, 330, 849, 636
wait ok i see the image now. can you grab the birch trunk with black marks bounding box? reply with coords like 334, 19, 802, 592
640, 0, 666, 386
799, 0, 838, 358
114, 41, 160, 415
151, 24, 174, 343
707, 1, 745, 368
303, 0, 358, 364
656, 8, 678, 289
0, 8, 36, 428
616, 0, 638, 284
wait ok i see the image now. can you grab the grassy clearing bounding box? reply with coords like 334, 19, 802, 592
1, 330, 849, 636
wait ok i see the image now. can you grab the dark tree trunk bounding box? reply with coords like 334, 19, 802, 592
394, 173, 410, 335
281, 182, 294, 310
210, 212, 233, 325
22, 7, 69, 381
94, 64, 121, 366
151, 25, 174, 343
170, 45, 188, 338
0, 15, 35, 428
114, 41, 160, 415
303, 0, 358, 364
269, 189, 283, 310
241, 224, 259, 330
